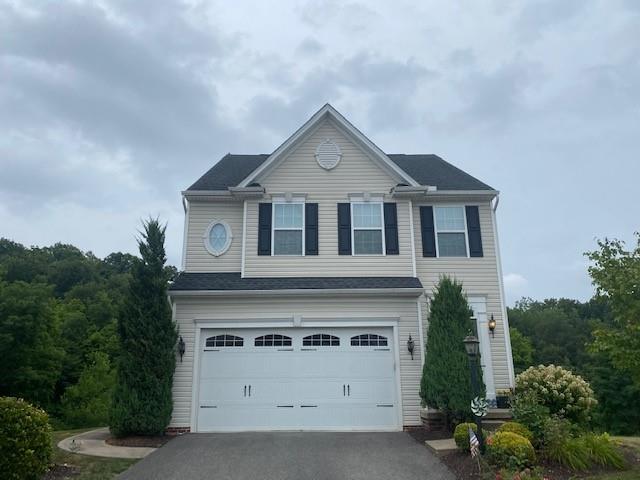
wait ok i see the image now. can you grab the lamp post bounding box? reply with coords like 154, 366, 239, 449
463, 333, 485, 453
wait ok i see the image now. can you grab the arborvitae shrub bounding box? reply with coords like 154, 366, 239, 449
109, 219, 177, 436
420, 276, 484, 426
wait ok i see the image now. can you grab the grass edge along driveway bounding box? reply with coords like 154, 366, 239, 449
48, 429, 138, 480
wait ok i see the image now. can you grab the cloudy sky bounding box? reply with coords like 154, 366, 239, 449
1, 0, 638, 304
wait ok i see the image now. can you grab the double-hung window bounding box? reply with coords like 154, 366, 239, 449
351, 202, 385, 255
272, 202, 304, 255
434, 206, 468, 257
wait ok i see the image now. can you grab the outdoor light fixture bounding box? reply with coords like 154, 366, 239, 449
463, 333, 480, 357
488, 314, 496, 338
178, 336, 186, 362
407, 335, 415, 360
463, 331, 485, 453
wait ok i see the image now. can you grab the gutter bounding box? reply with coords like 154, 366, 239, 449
168, 287, 425, 298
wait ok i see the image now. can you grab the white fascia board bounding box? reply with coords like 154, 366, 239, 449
237, 103, 420, 188
427, 189, 499, 197
168, 287, 425, 298
182, 190, 232, 197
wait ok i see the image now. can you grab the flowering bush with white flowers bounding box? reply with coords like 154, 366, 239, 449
515, 365, 597, 424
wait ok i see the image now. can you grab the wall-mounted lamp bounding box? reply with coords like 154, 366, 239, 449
178, 336, 186, 362
488, 314, 496, 338
407, 335, 415, 360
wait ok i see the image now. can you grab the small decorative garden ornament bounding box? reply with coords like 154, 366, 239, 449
471, 396, 488, 417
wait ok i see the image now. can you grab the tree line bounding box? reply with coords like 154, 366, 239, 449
0, 236, 176, 428
508, 235, 640, 435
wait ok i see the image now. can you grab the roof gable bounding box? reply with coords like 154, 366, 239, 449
237, 103, 420, 188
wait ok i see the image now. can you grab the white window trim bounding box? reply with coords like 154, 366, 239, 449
433, 205, 469, 258
350, 200, 386, 256
203, 219, 233, 257
271, 197, 305, 256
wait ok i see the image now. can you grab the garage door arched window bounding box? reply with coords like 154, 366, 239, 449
206, 334, 244, 348
350, 334, 388, 347
254, 334, 292, 347
303, 334, 340, 346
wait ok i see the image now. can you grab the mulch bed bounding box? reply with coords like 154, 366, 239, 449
106, 435, 174, 448
406, 427, 640, 480
438, 444, 640, 480
43, 464, 80, 479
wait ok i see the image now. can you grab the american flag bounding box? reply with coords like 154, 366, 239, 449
468, 427, 480, 458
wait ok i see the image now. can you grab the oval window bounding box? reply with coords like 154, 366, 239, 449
204, 220, 232, 256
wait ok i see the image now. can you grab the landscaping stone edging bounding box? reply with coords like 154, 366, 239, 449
57, 428, 156, 459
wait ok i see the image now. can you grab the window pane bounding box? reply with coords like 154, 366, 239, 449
437, 232, 467, 256
209, 223, 227, 251
274, 203, 303, 228
353, 230, 383, 254
435, 206, 465, 230
352, 203, 382, 228
274, 230, 302, 255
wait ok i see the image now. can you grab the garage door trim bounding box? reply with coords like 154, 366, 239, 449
189, 319, 403, 432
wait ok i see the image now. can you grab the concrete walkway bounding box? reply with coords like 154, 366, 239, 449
58, 428, 156, 459
118, 431, 454, 480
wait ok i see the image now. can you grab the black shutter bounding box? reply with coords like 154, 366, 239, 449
383, 203, 399, 255
420, 206, 436, 257
258, 203, 272, 256
305, 203, 319, 255
337, 203, 352, 255
466, 206, 483, 257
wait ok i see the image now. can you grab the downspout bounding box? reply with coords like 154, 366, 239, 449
492, 194, 516, 387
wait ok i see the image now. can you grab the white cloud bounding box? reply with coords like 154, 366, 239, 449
503, 273, 529, 306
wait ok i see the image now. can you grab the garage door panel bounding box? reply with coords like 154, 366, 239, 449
196, 327, 398, 431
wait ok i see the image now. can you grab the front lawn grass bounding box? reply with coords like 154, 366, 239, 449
47, 429, 137, 480
585, 437, 640, 480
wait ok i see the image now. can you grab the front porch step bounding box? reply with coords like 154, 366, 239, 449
425, 438, 457, 456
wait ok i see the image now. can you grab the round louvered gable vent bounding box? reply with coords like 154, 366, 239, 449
315, 139, 342, 170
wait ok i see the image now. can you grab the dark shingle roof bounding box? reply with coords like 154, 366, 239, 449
169, 272, 423, 292
187, 154, 269, 191
387, 154, 494, 191
185, 153, 493, 192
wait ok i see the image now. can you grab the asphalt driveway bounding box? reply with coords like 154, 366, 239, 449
118, 432, 454, 480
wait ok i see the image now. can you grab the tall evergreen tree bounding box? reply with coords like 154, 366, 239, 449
110, 219, 177, 436
420, 276, 484, 426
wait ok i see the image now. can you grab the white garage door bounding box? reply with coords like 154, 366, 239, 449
196, 327, 398, 431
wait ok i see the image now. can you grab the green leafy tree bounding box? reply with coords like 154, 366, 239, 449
420, 276, 484, 426
586, 234, 640, 386
110, 219, 177, 436
0, 281, 64, 406
61, 352, 115, 427
510, 327, 534, 373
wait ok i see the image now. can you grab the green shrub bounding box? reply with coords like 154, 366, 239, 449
582, 433, 625, 469
497, 421, 533, 442
487, 431, 536, 470
511, 391, 550, 447
0, 397, 53, 480
454, 422, 477, 451
546, 435, 591, 470
542, 422, 625, 471
61, 352, 115, 427
515, 365, 597, 424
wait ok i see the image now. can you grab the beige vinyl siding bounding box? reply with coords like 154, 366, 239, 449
243, 118, 413, 277
170, 295, 423, 428
413, 201, 511, 390
184, 200, 243, 272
